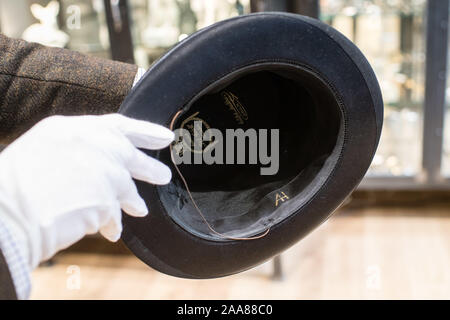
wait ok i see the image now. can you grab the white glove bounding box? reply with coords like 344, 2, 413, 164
0, 114, 174, 269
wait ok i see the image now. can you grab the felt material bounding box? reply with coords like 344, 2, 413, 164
119, 13, 383, 279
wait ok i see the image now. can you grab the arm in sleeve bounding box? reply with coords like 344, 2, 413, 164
0, 34, 138, 144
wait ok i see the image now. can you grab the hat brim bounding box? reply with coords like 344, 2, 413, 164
119, 12, 383, 279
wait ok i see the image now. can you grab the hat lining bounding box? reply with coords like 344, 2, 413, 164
158, 62, 344, 241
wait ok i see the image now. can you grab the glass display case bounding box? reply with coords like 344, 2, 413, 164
443, 40, 450, 176
0, 0, 250, 64
0, 0, 111, 58
321, 0, 427, 177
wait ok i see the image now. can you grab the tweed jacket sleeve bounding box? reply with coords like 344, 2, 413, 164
0, 34, 138, 145
0, 34, 139, 299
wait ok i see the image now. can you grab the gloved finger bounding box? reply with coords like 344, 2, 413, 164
127, 148, 172, 185
118, 174, 149, 217
99, 202, 123, 242
105, 114, 174, 150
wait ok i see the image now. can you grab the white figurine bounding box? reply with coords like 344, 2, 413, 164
22, 1, 69, 48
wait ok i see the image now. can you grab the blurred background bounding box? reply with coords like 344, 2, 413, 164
0, 0, 449, 299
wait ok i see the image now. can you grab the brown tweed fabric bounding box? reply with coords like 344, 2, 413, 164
0, 248, 17, 300
0, 34, 138, 298
0, 34, 138, 144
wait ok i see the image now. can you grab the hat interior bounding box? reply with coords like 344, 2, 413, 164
158, 64, 343, 240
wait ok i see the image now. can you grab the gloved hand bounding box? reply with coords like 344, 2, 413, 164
0, 114, 174, 269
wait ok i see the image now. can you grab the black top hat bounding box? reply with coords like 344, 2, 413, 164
119, 12, 383, 278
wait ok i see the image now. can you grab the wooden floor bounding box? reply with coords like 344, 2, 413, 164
30, 205, 450, 299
